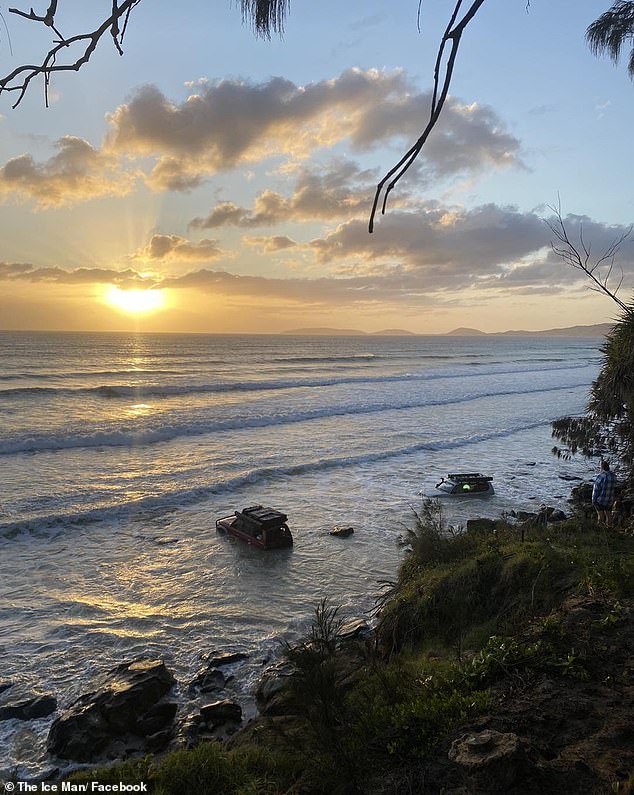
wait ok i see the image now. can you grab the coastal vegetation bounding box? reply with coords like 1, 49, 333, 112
48, 500, 634, 794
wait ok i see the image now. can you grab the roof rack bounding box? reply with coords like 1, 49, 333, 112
447, 473, 493, 481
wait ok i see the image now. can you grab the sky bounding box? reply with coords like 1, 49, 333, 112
0, 0, 633, 334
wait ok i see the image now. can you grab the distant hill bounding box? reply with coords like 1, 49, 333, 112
500, 323, 614, 337
446, 323, 613, 337
370, 328, 418, 336
281, 323, 613, 337
446, 327, 488, 336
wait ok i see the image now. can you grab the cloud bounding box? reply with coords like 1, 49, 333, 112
0, 136, 133, 207
106, 70, 522, 190
0, 70, 524, 207
189, 160, 398, 229
244, 235, 298, 253
5, 207, 628, 308
0, 262, 150, 286
132, 234, 223, 261
310, 205, 634, 294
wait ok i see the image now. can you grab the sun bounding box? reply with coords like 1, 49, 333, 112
105, 286, 166, 315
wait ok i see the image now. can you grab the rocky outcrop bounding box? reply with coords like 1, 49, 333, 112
200, 699, 242, 726
0, 693, 57, 721
47, 658, 176, 762
255, 660, 297, 717
188, 666, 227, 695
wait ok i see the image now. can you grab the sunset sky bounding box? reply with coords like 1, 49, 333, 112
0, 0, 633, 334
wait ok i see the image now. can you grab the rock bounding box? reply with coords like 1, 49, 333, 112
47, 658, 176, 762
255, 661, 296, 716
329, 526, 354, 537
338, 618, 372, 641
449, 729, 527, 790
548, 509, 567, 523
466, 518, 496, 534
203, 651, 249, 667
571, 483, 594, 504
173, 714, 209, 749
516, 511, 538, 523
200, 699, 242, 726
0, 694, 57, 721
134, 701, 178, 736
188, 666, 226, 694
145, 728, 174, 753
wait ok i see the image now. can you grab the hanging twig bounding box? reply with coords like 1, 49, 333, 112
369, 0, 487, 232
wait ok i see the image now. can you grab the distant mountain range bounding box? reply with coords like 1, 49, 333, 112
281, 323, 613, 337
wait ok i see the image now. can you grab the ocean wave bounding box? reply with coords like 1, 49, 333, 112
0, 419, 548, 539
0, 378, 590, 456
0, 361, 594, 402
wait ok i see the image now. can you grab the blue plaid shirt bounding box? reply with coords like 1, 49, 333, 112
592, 469, 617, 507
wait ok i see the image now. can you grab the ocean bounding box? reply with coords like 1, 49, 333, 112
0, 330, 603, 777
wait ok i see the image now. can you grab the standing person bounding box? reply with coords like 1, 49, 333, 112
592, 460, 617, 527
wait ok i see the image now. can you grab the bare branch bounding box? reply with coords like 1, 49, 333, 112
1, 0, 141, 108
546, 200, 632, 313
369, 0, 486, 233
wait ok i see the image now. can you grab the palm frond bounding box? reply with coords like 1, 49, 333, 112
240, 0, 290, 38
586, 1, 634, 77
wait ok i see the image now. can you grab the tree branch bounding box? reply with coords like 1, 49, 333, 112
369, 0, 487, 232
1, 0, 141, 108
546, 199, 632, 313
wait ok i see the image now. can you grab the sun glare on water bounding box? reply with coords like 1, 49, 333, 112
105, 286, 166, 315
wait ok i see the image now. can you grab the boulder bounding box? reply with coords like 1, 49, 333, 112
329, 526, 354, 538
188, 666, 226, 695
200, 699, 242, 726
449, 729, 527, 790
338, 618, 372, 641
47, 658, 176, 761
255, 660, 296, 716
202, 651, 249, 667
134, 701, 178, 736
0, 694, 57, 721
548, 509, 567, 523
571, 483, 594, 504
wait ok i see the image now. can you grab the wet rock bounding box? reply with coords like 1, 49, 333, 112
134, 701, 178, 736
0, 694, 57, 721
203, 651, 249, 667
188, 666, 226, 694
255, 660, 296, 716
329, 526, 354, 538
338, 618, 372, 641
47, 658, 176, 762
200, 698, 242, 726
171, 713, 207, 749
449, 729, 528, 790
